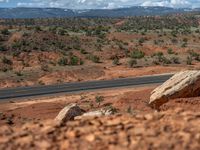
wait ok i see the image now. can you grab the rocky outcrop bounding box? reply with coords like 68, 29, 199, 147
54, 103, 84, 124
149, 70, 200, 108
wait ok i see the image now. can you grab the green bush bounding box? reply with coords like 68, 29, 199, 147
88, 55, 100, 63
80, 59, 84, 65
58, 57, 68, 66
187, 56, 192, 65
188, 50, 200, 61
81, 49, 87, 54
130, 50, 145, 59
1, 29, 9, 35
167, 48, 174, 54
69, 56, 79, 65
57, 28, 66, 35
15, 71, 23, 76
161, 56, 171, 64
95, 96, 104, 107
0, 45, 6, 51
153, 52, 163, 57
181, 42, 187, 48
128, 59, 137, 68
171, 57, 180, 64
2, 57, 12, 65
113, 57, 120, 65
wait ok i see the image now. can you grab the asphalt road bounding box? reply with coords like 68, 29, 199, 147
0, 74, 173, 100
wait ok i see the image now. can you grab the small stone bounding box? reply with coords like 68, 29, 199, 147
133, 127, 145, 136
144, 114, 153, 120
85, 134, 95, 142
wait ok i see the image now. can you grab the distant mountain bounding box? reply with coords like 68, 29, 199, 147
0, 6, 199, 18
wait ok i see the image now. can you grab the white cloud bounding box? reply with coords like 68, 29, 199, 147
141, 0, 192, 8
16, 0, 200, 9
0, 0, 9, 2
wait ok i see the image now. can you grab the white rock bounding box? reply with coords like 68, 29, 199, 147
75, 107, 115, 119
54, 103, 84, 124
149, 70, 200, 108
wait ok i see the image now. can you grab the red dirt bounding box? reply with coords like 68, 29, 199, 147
1, 86, 200, 127
0, 86, 200, 149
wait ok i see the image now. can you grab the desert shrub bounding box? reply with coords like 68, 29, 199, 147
181, 42, 187, 48
130, 50, 145, 59
88, 55, 100, 63
187, 56, 192, 65
48, 26, 57, 33
171, 30, 177, 37
73, 44, 81, 50
41, 65, 50, 72
195, 29, 200, 33
171, 38, 178, 44
12, 51, 20, 57
15, 71, 23, 76
57, 28, 66, 35
153, 52, 171, 64
12, 41, 23, 50
124, 49, 129, 57
113, 57, 120, 65
0, 66, 11, 72
152, 52, 164, 62
128, 59, 137, 68
161, 56, 171, 64
38, 80, 45, 85
2, 56, 12, 65
153, 52, 163, 57
171, 57, 180, 64
58, 57, 68, 66
154, 40, 158, 45
106, 105, 118, 114
95, 96, 104, 107
138, 37, 145, 44
167, 48, 174, 54
80, 59, 84, 65
1, 29, 9, 35
0, 45, 6, 51
69, 56, 79, 65
188, 50, 200, 61
81, 49, 87, 54
183, 38, 188, 43
34, 26, 42, 32
126, 106, 135, 114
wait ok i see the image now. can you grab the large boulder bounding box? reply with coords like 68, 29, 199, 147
54, 103, 85, 125
149, 70, 200, 109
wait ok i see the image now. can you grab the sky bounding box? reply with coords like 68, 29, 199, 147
0, 0, 200, 9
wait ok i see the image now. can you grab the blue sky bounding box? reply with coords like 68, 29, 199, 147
1, 0, 200, 9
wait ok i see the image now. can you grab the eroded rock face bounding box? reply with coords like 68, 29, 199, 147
149, 70, 200, 108
54, 103, 84, 124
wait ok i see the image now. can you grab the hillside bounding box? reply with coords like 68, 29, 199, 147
0, 14, 200, 88
0, 6, 199, 18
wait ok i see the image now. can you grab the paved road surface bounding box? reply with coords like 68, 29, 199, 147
0, 74, 173, 100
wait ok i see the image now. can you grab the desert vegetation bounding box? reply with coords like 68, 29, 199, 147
1, 12, 200, 87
